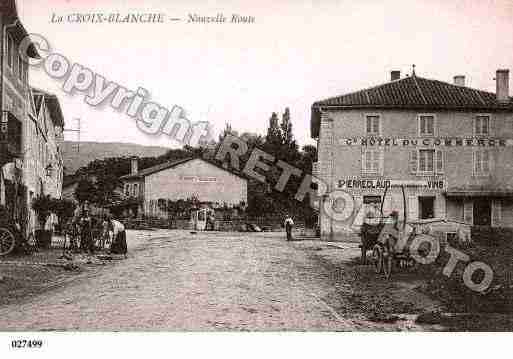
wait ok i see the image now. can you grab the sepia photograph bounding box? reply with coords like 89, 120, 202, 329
0, 0, 513, 356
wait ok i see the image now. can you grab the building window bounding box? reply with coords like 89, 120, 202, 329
362, 149, 382, 174
365, 115, 380, 136
411, 149, 443, 175
132, 183, 138, 197
418, 114, 435, 136
124, 184, 130, 196
474, 115, 490, 136
418, 149, 434, 173
474, 150, 491, 175
6, 34, 14, 69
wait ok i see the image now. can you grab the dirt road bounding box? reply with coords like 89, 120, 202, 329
0, 230, 443, 331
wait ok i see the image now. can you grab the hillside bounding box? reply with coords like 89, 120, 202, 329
61, 141, 171, 175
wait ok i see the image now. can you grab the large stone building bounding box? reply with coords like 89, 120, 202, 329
119, 157, 248, 218
0, 1, 65, 235
311, 69, 513, 238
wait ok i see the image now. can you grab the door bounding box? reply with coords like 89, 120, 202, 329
473, 199, 491, 226
419, 196, 435, 219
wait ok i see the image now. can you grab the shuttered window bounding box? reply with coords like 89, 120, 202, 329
473, 150, 491, 175
366, 115, 380, 135
475, 115, 490, 136
419, 149, 434, 172
418, 115, 435, 136
410, 149, 443, 175
362, 149, 383, 175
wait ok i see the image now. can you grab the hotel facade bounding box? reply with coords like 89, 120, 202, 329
311, 69, 513, 238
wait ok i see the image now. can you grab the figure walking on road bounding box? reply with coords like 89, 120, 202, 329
107, 216, 128, 257
284, 215, 294, 241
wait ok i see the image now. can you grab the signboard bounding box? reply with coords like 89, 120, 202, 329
338, 178, 445, 190
339, 137, 513, 147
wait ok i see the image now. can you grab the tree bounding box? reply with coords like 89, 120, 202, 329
32, 195, 53, 228
74, 178, 98, 205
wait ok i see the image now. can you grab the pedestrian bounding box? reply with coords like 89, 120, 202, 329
107, 215, 128, 257
284, 215, 294, 241
80, 208, 94, 254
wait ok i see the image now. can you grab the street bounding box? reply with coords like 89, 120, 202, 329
0, 230, 443, 331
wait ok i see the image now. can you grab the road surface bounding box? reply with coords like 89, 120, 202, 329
0, 230, 437, 331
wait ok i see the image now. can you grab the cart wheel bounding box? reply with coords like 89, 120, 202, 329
383, 246, 393, 279
0, 228, 16, 256
372, 245, 383, 274
361, 246, 366, 264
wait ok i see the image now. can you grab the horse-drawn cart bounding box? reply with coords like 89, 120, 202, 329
359, 185, 470, 278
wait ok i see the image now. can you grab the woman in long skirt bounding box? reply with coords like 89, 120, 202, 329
108, 217, 127, 257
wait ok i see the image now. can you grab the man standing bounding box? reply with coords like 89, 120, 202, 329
284, 215, 294, 241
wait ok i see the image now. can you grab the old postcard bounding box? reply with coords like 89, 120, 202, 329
1, 0, 513, 356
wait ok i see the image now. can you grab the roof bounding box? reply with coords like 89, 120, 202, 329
1, 1, 40, 58
311, 74, 513, 138
120, 157, 248, 181
31, 88, 65, 128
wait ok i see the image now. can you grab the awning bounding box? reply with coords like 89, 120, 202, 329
445, 190, 513, 198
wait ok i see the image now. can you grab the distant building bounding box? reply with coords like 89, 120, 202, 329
311, 69, 513, 238
119, 157, 248, 218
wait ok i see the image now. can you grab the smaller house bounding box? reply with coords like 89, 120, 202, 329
119, 157, 248, 219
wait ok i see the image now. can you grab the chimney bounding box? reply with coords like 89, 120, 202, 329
496, 69, 510, 103
390, 70, 401, 81
130, 157, 138, 175
453, 75, 465, 86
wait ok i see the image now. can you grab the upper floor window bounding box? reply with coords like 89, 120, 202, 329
474, 150, 491, 176
362, 149, 382, 175
418, 114, 435, 137
365, 115, 380, 136
418, 149, 434, 172
124, 183, 130, 196
474, 115, 490, 136
6, 34, 14, 69
132, 183, 139, 196
410, 149, 443, 175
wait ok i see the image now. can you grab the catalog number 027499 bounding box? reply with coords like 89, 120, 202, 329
11, 339, 43, 349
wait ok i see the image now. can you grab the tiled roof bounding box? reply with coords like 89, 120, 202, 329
311, 74, 513, 138
120, 157, 248, 180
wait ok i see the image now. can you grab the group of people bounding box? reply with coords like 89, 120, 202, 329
68, 209, 127, 257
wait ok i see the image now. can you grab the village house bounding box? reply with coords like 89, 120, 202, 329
0, 1, 65, 236
119, 157, 248, 218
311, 69, 513, 239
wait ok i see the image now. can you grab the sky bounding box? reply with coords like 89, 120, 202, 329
16, 0, 513, 149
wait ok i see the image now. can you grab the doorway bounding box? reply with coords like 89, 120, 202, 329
419, 196, 435, 219
473, 199, 491, 226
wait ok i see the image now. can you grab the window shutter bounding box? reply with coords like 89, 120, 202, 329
473, 151, 479, 175
409, 150, 418, 174
361, 150, 366, 174
464, 200, 473, 225
379, 150, 384, 176
436, 150, 444, 174
435, 196, 445, 219
408, 195, 418, 220
492, 200, 502, 227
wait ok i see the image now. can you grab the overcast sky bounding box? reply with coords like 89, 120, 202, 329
17, 0, 513, 149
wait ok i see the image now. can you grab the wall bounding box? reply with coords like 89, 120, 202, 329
143, 159, 247, 215
317, 108, 513, 236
